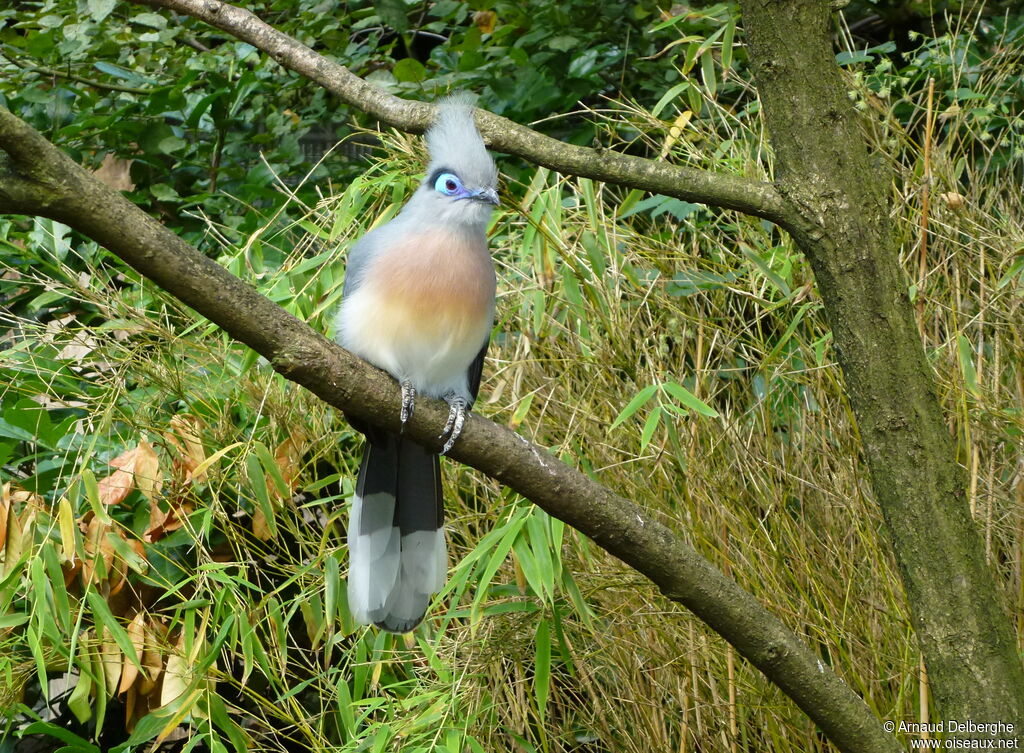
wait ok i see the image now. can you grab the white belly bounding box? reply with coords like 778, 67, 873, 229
337, 284, 491, 399
336, 225, 496, 399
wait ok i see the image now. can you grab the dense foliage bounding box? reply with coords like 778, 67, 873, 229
1, 1, 1023, 751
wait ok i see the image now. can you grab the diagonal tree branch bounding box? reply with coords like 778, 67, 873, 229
129, 0, 792, 228
0, 105, 897, 753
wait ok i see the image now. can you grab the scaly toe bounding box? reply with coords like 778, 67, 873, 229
439, 401, 459, 440
400, 380, 416, 431
438, 393, 467, 455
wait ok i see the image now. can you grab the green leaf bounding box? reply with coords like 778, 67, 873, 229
651, 82, 690, 118
87, 0, 116, 23
246, 453, 276, 538
764, 302, 817, 363
110, 689, 197, 752
721, 18, 735, 70
470, 508, 529, 616
93, 61, 155, 85
700, 50, 717, 98
662, 381, 719, 418
610, 383, 659, 430
131, 12, 168, 29
374, 0, 409, 31
835, 50, 872, 66
547, 35, 579, 52
325, 553, 340, 626
106, 530, 149, 575
957, 334, 979, 395
0, 613, 28, 629
513, 533, 542, 598
639, 405, 662, 452
20, 723, 99, 753
151, 183, 180, 201
66, 659, 93, 724
525, 508, 555, 600
741, 245, 791, 297
158, 135, 187, 154
87, 591, 142, 671
82, 469, 112, 526
534, 618, 551, 720
207, 693, 249, 753
392, 57, 426, 83
254, 441, 289, 500
950, 87, 986, 101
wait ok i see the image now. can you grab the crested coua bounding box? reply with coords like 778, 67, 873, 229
335, 94, 499, 633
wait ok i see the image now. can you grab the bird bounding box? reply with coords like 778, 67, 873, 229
334, 93, 499, 633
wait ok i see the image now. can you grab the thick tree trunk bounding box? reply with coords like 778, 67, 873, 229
738, 0, 1024, 734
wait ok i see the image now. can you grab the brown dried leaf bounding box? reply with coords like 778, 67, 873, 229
0, 483, 9, 553
251, 506, 272, 541
98, 441, 164, 507
62, 558, 82, 588
271, 432, 305, 502
165, 416, 207, 482
123, 683, 138, 731
100, 626, 123, 697
144, 498, 192, 543
93, 153, 136, 192
97, 467, 135, 507
9, 488, 42, 507
1, 497, 20, 578
82, 516, 109, 584
160, 633, 188, 707
138, 625, 164, 696
106, 541, 128, 596
0, 485, 35, 578
119, 611, 147, 694
133, 439, 162, 502
940, 191, 966, 210
473, 9, 497, 33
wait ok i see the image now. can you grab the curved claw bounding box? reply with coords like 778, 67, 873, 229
439, 393, 467, 456
400, 380, 416, 432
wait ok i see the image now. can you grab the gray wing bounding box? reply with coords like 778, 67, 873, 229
342, 232, 376, 298
338, 224, 392, 437
466, 338, 489, 406
342, 220, 401, 297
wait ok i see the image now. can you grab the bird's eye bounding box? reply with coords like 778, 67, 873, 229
434, 172, 462, 195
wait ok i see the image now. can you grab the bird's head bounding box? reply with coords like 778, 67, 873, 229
408, 93, 499, 229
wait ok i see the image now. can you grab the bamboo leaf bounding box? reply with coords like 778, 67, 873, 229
247, 453, 276, 539
534, 618, 551, 720
57, 495, 78, 563
722, 17, 736, 70
610, 383, 660, 430
67, 656, 94, 724
652, 81, 691, 118
662, 381, 719, 418
701, 49, 717, 98
957, 334, 980, 395
86, 591, 142, 671
640, 405, 663, 452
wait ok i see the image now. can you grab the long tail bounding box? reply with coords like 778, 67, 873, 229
346, 431, 447, 633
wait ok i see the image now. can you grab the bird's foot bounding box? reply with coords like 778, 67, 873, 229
439, 392, 467, 455
400, 380, 416, 432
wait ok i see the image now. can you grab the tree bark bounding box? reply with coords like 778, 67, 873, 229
738, 0, 1024, 734
0, 104, 901, 753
